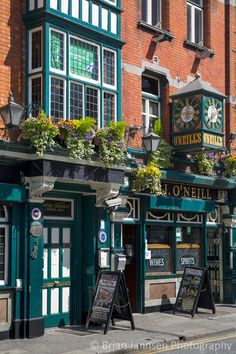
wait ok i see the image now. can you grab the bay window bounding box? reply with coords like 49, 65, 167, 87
187, 0, 203, 45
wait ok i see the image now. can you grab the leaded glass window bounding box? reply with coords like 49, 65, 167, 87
104, 92, 115, 126
70, 37, 99, 81
51, 77, 65, 119
86, 87, 98, 121
70, 82, 84, 119
103, 49, 115, 87
51, 30, 65, 71
31, 30, 42, 70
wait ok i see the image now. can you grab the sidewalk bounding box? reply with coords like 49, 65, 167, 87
1, 305, 236, 354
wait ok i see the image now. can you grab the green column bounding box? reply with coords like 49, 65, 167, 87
27, 200, 44, 338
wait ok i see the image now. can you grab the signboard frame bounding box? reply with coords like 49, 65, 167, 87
85, 270, 135, 334
174, 267, 215, 317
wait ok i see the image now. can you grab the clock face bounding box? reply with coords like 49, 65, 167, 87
204, 98, 222, 130
174, 97, 201, 130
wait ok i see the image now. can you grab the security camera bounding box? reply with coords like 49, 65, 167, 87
105, 197, 123, 208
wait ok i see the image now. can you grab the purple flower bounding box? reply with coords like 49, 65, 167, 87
84, 132, 94, 143
119, 142, 125, 149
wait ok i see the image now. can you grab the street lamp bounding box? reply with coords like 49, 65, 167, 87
142, 131, 161, 153
0, 91, 24, 129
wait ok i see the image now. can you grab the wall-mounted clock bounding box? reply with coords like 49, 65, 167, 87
174, 97, 201, 130
204, 98, 222, 130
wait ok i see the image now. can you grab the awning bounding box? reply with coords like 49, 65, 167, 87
0, 183, 26, 202
150, 195, 215, 213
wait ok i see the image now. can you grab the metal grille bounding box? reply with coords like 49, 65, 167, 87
86, 87, 98, 122
70, 82, 83, 119
51, 77, 64, 120
32, 30, 42, 70
51, 31, 64, 71
146, 211, 173, 222
103, 50, 115, 86
103, 92, 115, 126
70, 37, 98, 81
0, 228, 6, 281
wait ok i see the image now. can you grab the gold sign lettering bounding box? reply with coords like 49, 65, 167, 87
203, 133, 223, 147
161, 183, 220, 201
174, 133, 202, 146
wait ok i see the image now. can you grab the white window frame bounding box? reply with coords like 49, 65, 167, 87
69, 81, 85, 120
0, 206, 8, 223
29, 27, 43, 74
69, 35, 100, 85
85, 85, 100, 127
102, 47, 117, 90
103, 0, 117, 6
103, 91, 117, 127
187, 1, 204, 45
0, 225, 9, 286
49, 75, 67, 120
142, 0, 162, 28
142, 75, 161, 133
28, 74, 42, 110
50, 28, 67, 75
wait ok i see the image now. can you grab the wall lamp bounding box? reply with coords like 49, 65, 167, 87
142, 131, 161, 153
0, 91, 24, 130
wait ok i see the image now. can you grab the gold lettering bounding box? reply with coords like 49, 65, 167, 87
183, 186, 190, 197
197, 188, 201, 199
191, 187, 197, 198
207, 189, 211, 200
173, 185, 180, 196
201, 188, 207, 200
163, 184, 168, 195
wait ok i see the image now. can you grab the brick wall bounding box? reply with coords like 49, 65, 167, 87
0, 1, 26, 108
121, 0, 233, 147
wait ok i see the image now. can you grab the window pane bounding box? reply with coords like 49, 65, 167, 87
142, 99, 146, 113
0, 228, 6, 281
31, 30, 42, 70
142, 0, 147, 22
51, 31, 64, 71
142, 77, 159, 95
103, 50, 115, 86
31, 77, 42, 116
104, 92, 115, 127
149, 101, 159, 116
146, 225, 173, 275
70, 82, 83, 119
187, 4, 192, 42
152, 0, 161, 27
86, 87, 98, 122
51, 77, 64, 120
195, 8, 203, 44
190, 0, 203, 7
70, 38, 98, 81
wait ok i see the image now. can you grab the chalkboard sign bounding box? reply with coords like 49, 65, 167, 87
85, 271, 135, 334
174, 267, 215, 317
145, 248, 171, 273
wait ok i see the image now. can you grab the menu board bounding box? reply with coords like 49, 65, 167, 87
174, 267, 215, 317
85, 271, 135, 334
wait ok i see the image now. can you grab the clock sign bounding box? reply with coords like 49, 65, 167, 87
174, 97, 201, 130
204, 98, 222, 130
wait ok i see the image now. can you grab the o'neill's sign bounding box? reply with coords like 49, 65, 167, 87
173, 132, 223, 148
162, 183, 226, 201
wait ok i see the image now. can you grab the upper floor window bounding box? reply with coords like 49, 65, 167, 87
187, 0, 203, 45
142, 0, 162, 28
142, 76, 161, 134
50, 29, 66, 73
29, 27, 42, 73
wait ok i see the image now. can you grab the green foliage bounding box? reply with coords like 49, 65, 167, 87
95, 121, 127, 167
225, 155, 236, 176
153, 119, 163, 137
58, 117, 96, 160
21, 111, 59, 156
151, 139, 173, 169
195, 153, 214, 176
132, 162, 162, 195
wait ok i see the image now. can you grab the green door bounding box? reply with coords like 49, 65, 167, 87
42, 223, 73, 327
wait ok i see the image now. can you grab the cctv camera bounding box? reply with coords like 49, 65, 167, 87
105, 197, 123, 208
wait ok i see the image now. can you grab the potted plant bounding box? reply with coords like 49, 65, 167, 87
132, 162, 162, 195
21, 111, 59, 156
95, 121, 127, 167
224, 155, 236, 177
58, 117, 96, 160
195, 153, 214, 176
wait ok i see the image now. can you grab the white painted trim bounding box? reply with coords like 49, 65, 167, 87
103, 0, 117, 5
28, 27, 43, 74
69, 34, 101, 85
187, 1, 203, 45
102, 47, 117, 90
0, 225, 8, 286
44, 198, 74, 220
49, 28, 67, 75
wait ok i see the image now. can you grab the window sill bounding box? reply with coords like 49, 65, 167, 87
184, 40, 215, 58
138, 21, 174, 42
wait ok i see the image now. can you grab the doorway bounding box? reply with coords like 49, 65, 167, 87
123, 224, 137, 312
